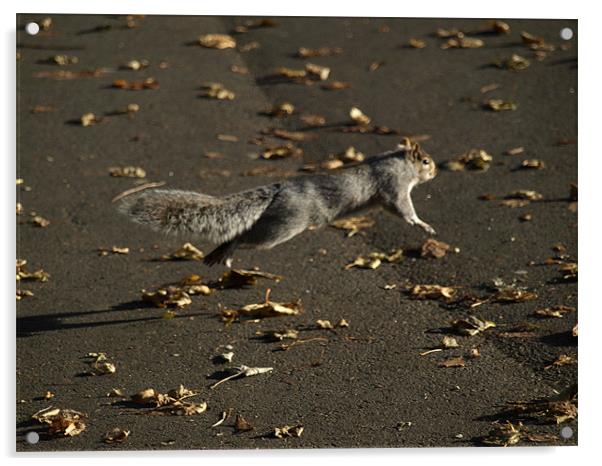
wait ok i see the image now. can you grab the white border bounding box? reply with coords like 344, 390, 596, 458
3, 1, 599, 465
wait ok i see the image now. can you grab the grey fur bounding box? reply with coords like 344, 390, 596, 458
118, 144, 437, 265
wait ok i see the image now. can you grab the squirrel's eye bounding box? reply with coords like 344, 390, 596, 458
422, 159, 430, 165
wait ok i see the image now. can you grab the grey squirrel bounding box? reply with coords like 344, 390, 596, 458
118, 140, 437, 267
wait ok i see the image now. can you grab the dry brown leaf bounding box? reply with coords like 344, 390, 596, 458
112, 77, 159, 90
201, 82, 235, 100
349, 107, 371, 125
500, 199, 530, 208
220, 289, 301, 322
558, 262, 577, 281
239, 41, 260, 53
520, 159, 545, 170
142, 287, 192, 308
16, 202, 23, 215
321, 81, 351, 91
305, 63, 330, 80
104, 428, 130, 444
533, 305, 575, 318
484, 99, 518, 111
233, 18, 278, 33
32, 407, 87, 437
544, 354, 576, 370
409, 38, 427, 48
494, 54, 530, 70
441, 36, 484, 49
261, 143, 303, 160
98, 246, 130, 256
438, 356, 465, 368
159, 243, 204, 261
271, 329, 299, 341
215, 268, 283, 289
441, 336, 460, 348
480, 83, 500, 94
407, 284, 457, 300
297, 46, 343, 58
210, 365, 273, 389
420, 239, 452, 259
503, 147, 524, 157
198, 34, 236, 49
31, 105, 55, 114
16, 289, 34, 300
492, 289, 538, 303
316, 319, 334, 329
109, 166, 146, 178
572, 324, 578, 337
506, 190, 543, 201
452, 316, 496, 336
345, 249, 403, 270
274, 424, 304, 438
30, 215, 50, 227
86, 352, 116, 375
481, 421, 523, 446
436, 28, 463, 38
330, 215, 374, 237
263, 102, 295, 117
34, 69, 108, 80
80, 112, 102, 127
261, 127, 316, 141
274, 66, 306, 78
490, 20, 511, 34
235, 414, 254, 432
443, 149, 493, 171
16, 259, 50, 282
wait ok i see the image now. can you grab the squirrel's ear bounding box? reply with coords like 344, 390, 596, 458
397, 137, 412, 150
404, 142, 421, 162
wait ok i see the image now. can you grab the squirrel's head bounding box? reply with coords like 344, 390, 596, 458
398, 138, 437, 183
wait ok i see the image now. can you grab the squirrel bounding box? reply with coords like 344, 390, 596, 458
118, 140, 437, 267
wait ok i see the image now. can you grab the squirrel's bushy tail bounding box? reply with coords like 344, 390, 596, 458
118, 186, 277, 244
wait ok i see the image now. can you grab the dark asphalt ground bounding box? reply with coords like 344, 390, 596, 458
16, 14, 577, 451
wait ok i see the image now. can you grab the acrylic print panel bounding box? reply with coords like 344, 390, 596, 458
16, 14, 577, 451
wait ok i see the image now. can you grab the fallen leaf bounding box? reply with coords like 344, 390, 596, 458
305, 63, 330, 80
297, 46, 343, 58
345, 249, 403, 270
232, 18, 278, 34
30, 215, 50, 227
34, 69, 108, 80
349, 106, 371, 125
159, 243, 204, 261
109, 166, 146, 178
316, 319, 334, 329
494, 54, 530, 70
112, 77, 159, 90
452, 316, 496, 336
420, 239, 452, 258
441, 336, 460, 348
533, 305, 575, 318
443, 149, 493, 171
103, 428, 130, 444
210, 365, 273, 389
261, 143, 303, 159
220, 289, 301, 322
330, 215, 374, 237
572, 324, 578, 337
238, 41, 260, 53
32, 407, 87, 437
262, 102, 295, 117
235, 414, 254, 432
214, 269, 283, 289
198, 34, 236, 49
484, 99, 518, 111
481, 421, 522, 446
98, 246, 130, 256
409, 38, 426, 48
16, 259, 50, 282
520, 159, 545, 170
80, 113, 102, 127
441, 36, 484, 49
438, 356, 465, 368
480, 83, 500, 94
407, 284, 457, 300
201, 82, 235, 100
321, 81, 351, 91
261, 127, 316, 141
274, 424, 304, 438
544, 354, 576, 370
505, 190, 543, 201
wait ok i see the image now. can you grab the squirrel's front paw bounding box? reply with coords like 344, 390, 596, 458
419, 222, 436, 235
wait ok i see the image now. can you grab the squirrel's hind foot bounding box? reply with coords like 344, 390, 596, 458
204, 241, 236, 267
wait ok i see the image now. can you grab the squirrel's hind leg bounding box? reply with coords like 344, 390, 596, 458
204, 240, 238, 267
